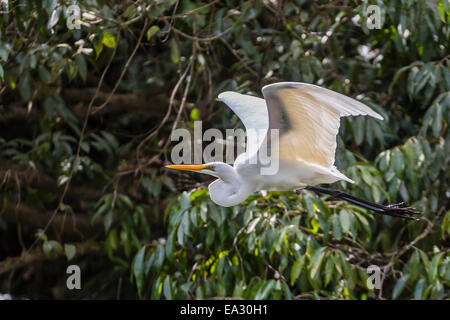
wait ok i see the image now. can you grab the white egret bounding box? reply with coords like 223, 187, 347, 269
166, 82, 419, 219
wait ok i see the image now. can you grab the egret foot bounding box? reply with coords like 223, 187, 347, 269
299, 185, 421, 221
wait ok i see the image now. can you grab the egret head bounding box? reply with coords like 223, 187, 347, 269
166, 162, 252, 207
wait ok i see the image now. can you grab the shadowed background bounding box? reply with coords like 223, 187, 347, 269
0, 0, 449, 299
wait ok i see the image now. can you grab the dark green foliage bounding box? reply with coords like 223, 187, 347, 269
0, 0, 448, 299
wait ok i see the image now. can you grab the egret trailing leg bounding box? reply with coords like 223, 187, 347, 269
300, 185, 420, 220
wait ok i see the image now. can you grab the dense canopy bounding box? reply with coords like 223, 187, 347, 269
0, 0, 449, 299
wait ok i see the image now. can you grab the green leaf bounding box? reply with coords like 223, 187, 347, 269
50, 58, 66, 81
133, 246, 146, 296
409, 251, 421, 282
153, 245, 165, 271
76, 54, 87, 82
162, 176, 177, 192
170, 38, 180, 63
47, 7, 61, 29
437, 1, 446, 22
360, 168, 374, 186
371, 185, 381, 203
118, 194, 133, 209
353, 211, 371, 236
413, 66, 431, 96
309, 247, 326, 279
428, 252, 444, 283
255, 280, 275, 300
332, 215, 342, 240
190, 108, 199, 121
290, 257, 304, 286
182, 210, 190, 236
331, 254, 342, 276
339, 209, 351, 234
147, 25, 160, 40
104, 211, 113, 232
0, 42, 9, 61
205, 227, 215, 248
442, 210, 450, 239
92, 35, 104, 58
407, 66, 419, 99
105, 228, 119, 258
316, 199, 330, 217
354, 117, 365, 146
247, 217, 261, 234
42, 0, 57, 14
38, 65, 52, 84
64, 244, 76, 261
91, 202, 109, 224
392, 148, 405, 176
324, 257, 334, 286
392, 274, 410, 299
302, 197, 315, 217
102, 31, 116, 48
200, 202, 208, 222
432, 103, 442, 138
43, 240, 63, 256
442, 66, 450, 90
152, 277, 162, 299
121, 230, 132, 259
419, 250, 430, 269
414, 278, 426, 299
180, 191, 191, 212
177, 222, 184, 246
19, 73, 31, 101
163, 276, 173, 300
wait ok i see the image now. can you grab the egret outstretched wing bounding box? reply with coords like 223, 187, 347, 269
218, 91, 269, 159
261, 82, 383, 168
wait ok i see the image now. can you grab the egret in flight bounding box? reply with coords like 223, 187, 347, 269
166, 82, 419, 219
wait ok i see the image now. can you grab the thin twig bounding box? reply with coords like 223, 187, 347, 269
27, 29, 122, 252
135, 56, 194, 169
92, 19, 149, 114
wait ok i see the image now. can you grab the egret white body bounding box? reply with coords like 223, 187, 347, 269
167, 82, 419, 219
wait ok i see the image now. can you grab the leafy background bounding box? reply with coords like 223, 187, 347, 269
0, 0, 449, 299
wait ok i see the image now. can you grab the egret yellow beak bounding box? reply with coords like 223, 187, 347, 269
165, 164, 207, 172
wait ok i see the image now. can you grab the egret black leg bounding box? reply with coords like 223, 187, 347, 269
299, 185, 421, 220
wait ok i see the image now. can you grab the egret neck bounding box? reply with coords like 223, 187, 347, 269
165, 162, 254, 207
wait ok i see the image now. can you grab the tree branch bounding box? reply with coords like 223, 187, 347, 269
0, 241, 103, 275
0, 161, 102, 202
63, 89, 177, 118
1, 203, 103, 238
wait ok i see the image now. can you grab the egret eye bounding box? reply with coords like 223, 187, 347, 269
205, 165, 216, 171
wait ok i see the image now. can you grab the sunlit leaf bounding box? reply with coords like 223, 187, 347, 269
147, 25, 160, 40
102, 30, 116, 48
